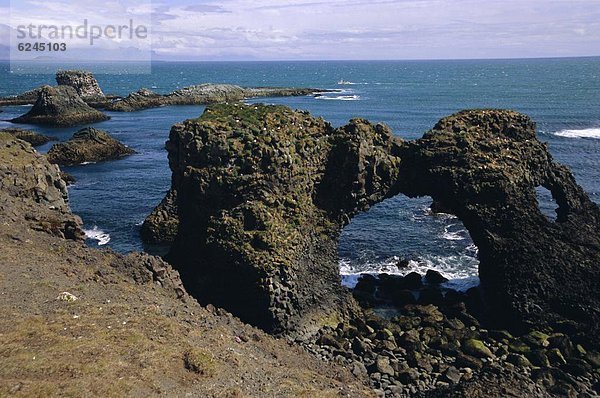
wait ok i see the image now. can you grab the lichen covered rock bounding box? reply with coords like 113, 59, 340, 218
46, 127, 135, 166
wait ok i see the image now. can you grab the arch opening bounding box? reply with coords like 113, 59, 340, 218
338, 194, 480, 295
535, 186, 559, 222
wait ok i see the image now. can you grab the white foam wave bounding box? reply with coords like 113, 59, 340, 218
441, 224, 466, 241
340, 253, 479, 291
84, 226, 111, 246
315, 95, 361, 101
554, 128, 600, 139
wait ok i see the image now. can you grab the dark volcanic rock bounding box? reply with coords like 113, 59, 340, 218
11, 85, 110, 127
399, 110, 600, 341
107, 88, 165, 112
46, 127, 135, 166
151, 105, 600, 343
0, 87, 43, 106
0, 128, 54, 147
161, 103, 402, 336
55, 70, 105, 101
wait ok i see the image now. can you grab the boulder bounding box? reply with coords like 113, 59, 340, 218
46, 127, 135, 166
11, 85, 110, 127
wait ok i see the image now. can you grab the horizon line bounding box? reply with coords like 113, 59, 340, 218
2, 55, 600, 63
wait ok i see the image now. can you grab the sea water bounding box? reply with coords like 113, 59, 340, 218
1, 58, 599, 290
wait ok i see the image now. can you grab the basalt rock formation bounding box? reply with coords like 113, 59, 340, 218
46, 127, 135, 166
141, 189, 179, 245
55, 70, 105, 101
399, 110, 600, 342
151, 104, 600, 343
0, 127, 54, 147
11, 85, 110, 127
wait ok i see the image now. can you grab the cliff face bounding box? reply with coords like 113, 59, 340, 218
399, 110, 600, 340
154, 105, 600, 342
0, 132, 84, 241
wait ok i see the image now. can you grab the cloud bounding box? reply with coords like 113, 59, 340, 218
3, 0, 599, 61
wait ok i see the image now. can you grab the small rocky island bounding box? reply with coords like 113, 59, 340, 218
46, 127, 135, 166
0, 127, 54, 147
11, 85, 110, 127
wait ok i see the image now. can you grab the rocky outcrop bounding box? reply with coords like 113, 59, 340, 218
0, 87, 42, 106
55, 70, 105, 101
0, 132, 84, 240
156, 103, 402, 336
106, 84, 325, 112
106, 88, 164, 112
398, 110, 600, 342
0, 127, 54, 147
46, 127, 135, 166
152, 105, 600, 344
11, 85, 110, 127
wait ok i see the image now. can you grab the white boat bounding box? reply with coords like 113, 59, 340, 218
337, 79, 353, 85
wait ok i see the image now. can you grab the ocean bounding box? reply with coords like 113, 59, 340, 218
1, 58, 599, 291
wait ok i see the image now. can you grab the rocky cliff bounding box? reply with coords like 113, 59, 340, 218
151, 105, 600, 345
11, 85, 110, 127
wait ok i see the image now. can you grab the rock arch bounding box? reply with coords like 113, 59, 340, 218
146, 104, 600, 340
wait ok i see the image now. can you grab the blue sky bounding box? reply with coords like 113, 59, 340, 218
1, 0, 599, 61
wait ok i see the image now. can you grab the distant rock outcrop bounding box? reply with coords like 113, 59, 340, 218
106, 84, 324, 112
0, 127, 54, 147
11, 85, 110, 127
46, 127, 135, 166
56, 70, 105, 101
150, 104, 600, 343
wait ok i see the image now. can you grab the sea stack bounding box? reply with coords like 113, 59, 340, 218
55, 70, 105, 101
46, 127, 135, 166
11, 85, 110, 127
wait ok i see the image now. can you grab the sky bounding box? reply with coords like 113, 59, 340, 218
0, 0, 599, 61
